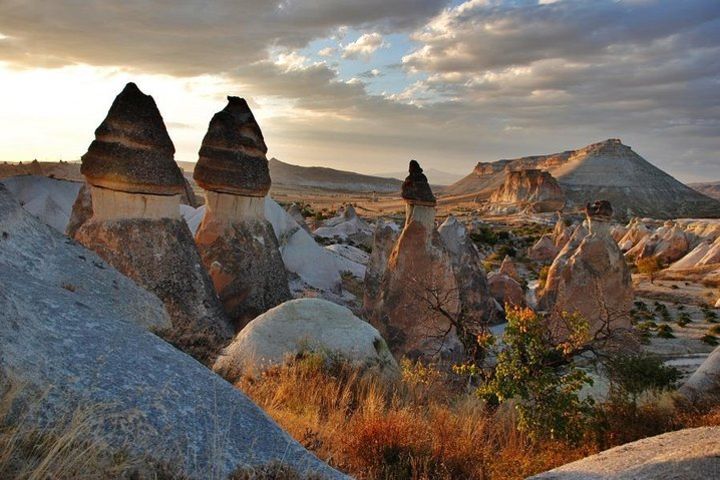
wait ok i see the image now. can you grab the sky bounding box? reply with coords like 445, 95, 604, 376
0, 0, 718, 182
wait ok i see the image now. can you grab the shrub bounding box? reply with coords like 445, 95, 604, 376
602, 352, 680, 407
656, 324, 675, 339
636, 257, 662, 283
470, 226, 498, 245
478, 308, 595, 444
701, 334, 719, 346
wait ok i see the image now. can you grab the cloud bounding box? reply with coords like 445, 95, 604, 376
358, 68, 383, 78
0, 0, 446, 75
342, 33, 388, 60
318, 46, 337, 57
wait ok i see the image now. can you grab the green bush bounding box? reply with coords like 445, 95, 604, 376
603, 353, 680, 406
478, 308, 594, 444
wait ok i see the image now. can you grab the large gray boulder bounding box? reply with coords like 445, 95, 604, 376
0, 184, 345, 479
214, 298, 398, 382
530, 427, 720, 480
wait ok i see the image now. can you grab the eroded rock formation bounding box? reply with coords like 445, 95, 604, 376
367, 162, 498, 360
193, 97, 290, 328
488, 169, 565, 214
538, 200, 633, 340
0, 184, 345, 479
72, 83, 232, 357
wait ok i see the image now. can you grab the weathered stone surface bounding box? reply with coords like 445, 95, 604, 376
538, 202, 633, 339
0, 185, 345, 479
66, 182, 92, 237
499, 255, 521, 281
286, 203, 311, 232
530, 427, 720, 480
74, 217, 233, 354
214, 298, 398, 382
680, 345, 720, 405
489, 169, 565, 213
553, 214, 573, 249
193, 97, 270, 197
369, 204, 461, 359
314, 204, 374, 249
529, 234, 559, 262
401, 160, 436, 206
364, 219, 400, 313
195, 192, 291, 329
0, 183, 169, 333
438, 216, 503, 323
488, 271, 525, 307
80, 83, 185, 195
1, 175, 82, 233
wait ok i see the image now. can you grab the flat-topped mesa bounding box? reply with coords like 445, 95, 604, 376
194, 98, 290, 327
81, 82, 185, 197
193, 96, 271, 198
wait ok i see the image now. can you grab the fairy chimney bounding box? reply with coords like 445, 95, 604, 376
193, 97, 290, 328
72, 83, 232, 360
538, 200, 633, 341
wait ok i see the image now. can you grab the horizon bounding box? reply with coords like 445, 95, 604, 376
1, 0, 719, 183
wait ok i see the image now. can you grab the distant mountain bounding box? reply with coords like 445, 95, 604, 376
372, 168, 464, 186
689, 181, 720, 201
267, 158, 401, 192
446, 139, 720, 219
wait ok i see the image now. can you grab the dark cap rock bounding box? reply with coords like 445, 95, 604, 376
80, 82, 185, 195
585, 200, 613, 221
193, 97, 271, 197
401, 160, 436, 206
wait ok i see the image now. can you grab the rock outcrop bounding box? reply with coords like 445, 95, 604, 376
193, 97, 290, 328
530, 427, 720, 480
499, 255, 521, 281
368, 163, 498, 360
625, 221, 691, 264
488, 270, 525, 307
313, 204, 373, 249
213, 298, 398, 382
529, 234, 559, 262
364, 219, 401, 311
488, 169, 565, 213
72, 83, 232, 356
447, 138, 720, 219
679, 345, 720, 405
552, 214, 573, 249
538, 201, 633, 339
0, 184, 345, 479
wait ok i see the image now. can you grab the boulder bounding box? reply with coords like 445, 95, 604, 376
286, 203, 311, 232
193, 98, 290, 328
530, 427, 720, 480
0, 185, 345, 479
679, 345, 720, 405
529, 234, 559, 262
213, 298, 398, 382
325, 243, 369, 279
488, 271, 525, 307
538, 201, 633, 340
1, 175, 82, 232
313, 204, 374, 249
73, 83, 232, 356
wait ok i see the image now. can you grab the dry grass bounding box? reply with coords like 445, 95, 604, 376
238, 356, 595, 480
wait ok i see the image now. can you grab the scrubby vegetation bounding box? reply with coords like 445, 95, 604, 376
237, 308, 719, 480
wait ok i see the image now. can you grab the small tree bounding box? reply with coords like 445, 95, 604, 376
479, 307, 595, 444
603, 352, 680, 407
636, 256, 662, 284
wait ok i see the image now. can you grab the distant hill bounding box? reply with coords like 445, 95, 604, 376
372, 168, 464, 186
267, 158, 401, 193
446, 139, 720, 219
689, 181, 720, 201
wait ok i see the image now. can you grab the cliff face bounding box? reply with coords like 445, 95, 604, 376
489, 169, 565, 213
447, 139, 720, 219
